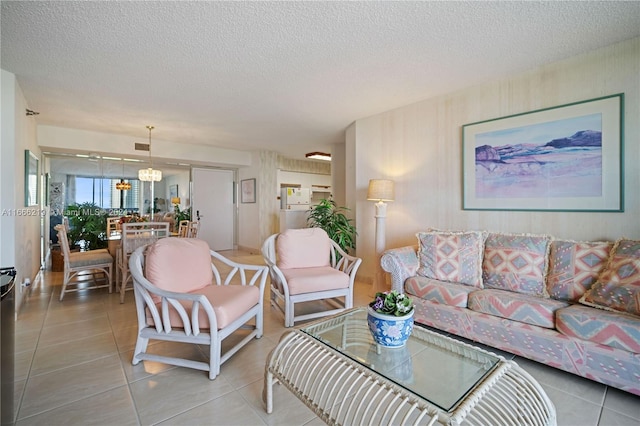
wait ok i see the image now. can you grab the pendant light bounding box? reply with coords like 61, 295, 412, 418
116, 158, 131, 190
138, 125, 162, 182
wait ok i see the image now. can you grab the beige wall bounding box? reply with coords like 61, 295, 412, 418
6, 37, 639, 293
239, 152, 337, 253
38, 125, 253, 168
238, 150, 273, 253
331, 142, 347, 208
353, 37, 640, 283
1, 70, 42, 310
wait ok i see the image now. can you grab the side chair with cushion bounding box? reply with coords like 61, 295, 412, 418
177, 220, 190, 237
177, 220, 199, 238
117, 222, 170, 303
55, 224, 114, 301
261, 228, 362, 327
128, 237, 269, 379
106, 216, 121, 237
187, 221, 200, 238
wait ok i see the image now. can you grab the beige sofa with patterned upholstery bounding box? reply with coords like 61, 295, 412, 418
382, 230, 640, 395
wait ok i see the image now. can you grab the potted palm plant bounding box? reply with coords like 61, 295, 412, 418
173, 203, 191, 224
306, 198, 357, 254
65, 202, 108, 251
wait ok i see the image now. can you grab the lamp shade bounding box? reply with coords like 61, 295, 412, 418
171, 197, 181, 205
138, 168, 162, 182
367, 179, 395, 202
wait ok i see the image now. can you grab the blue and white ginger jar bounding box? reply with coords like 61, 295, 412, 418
367, 307, 414, 348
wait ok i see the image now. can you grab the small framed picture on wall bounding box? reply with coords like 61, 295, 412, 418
241, 178, 256, 203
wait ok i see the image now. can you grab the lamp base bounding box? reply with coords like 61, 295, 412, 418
373, 202, 388, 295
372, 269, 389, 295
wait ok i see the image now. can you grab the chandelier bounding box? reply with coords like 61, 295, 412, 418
116, 158, 132, 190
115, 179, 131, 190
138, 125, 162, 182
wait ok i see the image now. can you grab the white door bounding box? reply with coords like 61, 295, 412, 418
192, 168, 234, 251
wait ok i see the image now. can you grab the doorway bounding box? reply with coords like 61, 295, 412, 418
191, 168, 235, 251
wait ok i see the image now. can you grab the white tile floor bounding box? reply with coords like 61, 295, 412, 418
11, 250, 640, 425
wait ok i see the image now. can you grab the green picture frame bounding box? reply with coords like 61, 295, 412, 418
462, 93, 624, 212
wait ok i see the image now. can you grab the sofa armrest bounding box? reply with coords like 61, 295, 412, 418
381, 246, 419, 293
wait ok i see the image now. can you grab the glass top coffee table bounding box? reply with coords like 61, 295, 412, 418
264, 307, 556, 425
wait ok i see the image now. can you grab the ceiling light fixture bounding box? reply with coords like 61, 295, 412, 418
116, 158, 131, 191
115, 180, 131, 190
138, 125, 162, 182
305, 152, 331, 161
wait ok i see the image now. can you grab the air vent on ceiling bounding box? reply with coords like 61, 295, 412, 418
135, 143, 150, 151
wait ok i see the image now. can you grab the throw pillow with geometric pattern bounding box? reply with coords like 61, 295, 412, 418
580, 239, 640, 316
416, 230, 484, 287
482, 232, 550, 297
547, 240, 614, 302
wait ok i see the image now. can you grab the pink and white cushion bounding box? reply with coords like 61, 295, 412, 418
416, 230, 484, 287
281, 267, 349, 295
276, 228, 331, 269
405, 276, 476, 308
469, 289, 568, 329
556, 304, 640, 353
146, 285, 260, 330
482, 233, 550, 297
580, 239, 640, 316
145, 238, 213, 294
547, 240, 613, 302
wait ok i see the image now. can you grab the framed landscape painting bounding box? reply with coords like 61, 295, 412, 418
462, 94, 623, 212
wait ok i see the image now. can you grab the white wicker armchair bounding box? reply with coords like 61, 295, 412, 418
261, 228, 362, 327
128, 238, 268, 379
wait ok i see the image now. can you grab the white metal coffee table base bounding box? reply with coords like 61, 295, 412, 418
264, 322, 556, 425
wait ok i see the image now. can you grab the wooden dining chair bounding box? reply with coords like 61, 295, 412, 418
177, 220, 190, 237
187, 221, 200, 238
117, 222, 170, 303
106, 216, 121, 237
55, 224, 114, 301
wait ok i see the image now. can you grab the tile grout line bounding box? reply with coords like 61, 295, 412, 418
108, 292, 144, 426
14, 275, 55, 423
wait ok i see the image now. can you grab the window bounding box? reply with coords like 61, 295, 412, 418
71, 176, 140, 209
112, 179, 140, 209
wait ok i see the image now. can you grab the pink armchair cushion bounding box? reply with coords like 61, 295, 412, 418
145, 238, 213, 294
281, 267, 349, 295
147, 284, 259, 330
276, 228, 331, 269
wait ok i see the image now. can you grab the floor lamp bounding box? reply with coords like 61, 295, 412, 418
367, 179, 395, 294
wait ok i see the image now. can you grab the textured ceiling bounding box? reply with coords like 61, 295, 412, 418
2, 1, 639, 160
